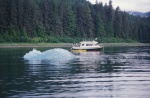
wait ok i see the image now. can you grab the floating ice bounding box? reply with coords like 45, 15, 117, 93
24, 49, 41, 60
23, 48, 76, 65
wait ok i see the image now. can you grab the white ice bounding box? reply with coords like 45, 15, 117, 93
23, 48, 76, 65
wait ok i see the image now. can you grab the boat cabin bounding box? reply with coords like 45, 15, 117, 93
79, 41, 98, 47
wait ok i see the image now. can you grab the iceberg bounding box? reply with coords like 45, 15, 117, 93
23, 48, 76, 65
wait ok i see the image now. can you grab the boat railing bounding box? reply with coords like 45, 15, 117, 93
72, 43, 80, 47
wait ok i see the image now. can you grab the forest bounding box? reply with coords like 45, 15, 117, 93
0, 0, 150, 43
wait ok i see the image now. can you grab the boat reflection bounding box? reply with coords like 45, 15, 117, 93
74, 51, 103, 64
71, 51, 104, 72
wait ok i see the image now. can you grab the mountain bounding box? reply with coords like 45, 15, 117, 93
128, 11, 150, 17
145, 12, 150, 17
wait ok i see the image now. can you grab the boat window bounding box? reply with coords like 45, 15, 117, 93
86, 44, 93, 46
82, 44, 84, 46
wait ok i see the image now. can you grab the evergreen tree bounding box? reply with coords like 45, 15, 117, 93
114, 6, 122, 38
50, 0, 63, 35
122, 12, 131, 39
0, 0, 8, 34
17, 0, 24, 29
22, 0, 34, 36
59, 1, 77, 36
40, 0, 50, 33
76, 1, 94, 38
9, 0, 18, 27
93, 3, 105, 37
106, 0, 114, 36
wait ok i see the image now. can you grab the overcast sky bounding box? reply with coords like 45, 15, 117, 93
88, 0, 150, 12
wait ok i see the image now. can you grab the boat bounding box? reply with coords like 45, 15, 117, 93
71, 40, 103, 52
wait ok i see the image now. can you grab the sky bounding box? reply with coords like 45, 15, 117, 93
88, 0, 150, 12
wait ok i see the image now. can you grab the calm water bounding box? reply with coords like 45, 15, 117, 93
0, 46, 150, 98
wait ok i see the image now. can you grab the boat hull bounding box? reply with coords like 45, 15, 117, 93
71, 47, 103, 52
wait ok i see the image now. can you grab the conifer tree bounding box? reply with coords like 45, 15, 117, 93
93, 3, 105, 37
114, 6, 122, 37
76, 1, 94, 38
122, 12, 131, 38
106, 0, 114, 36
60, 1, 77, 36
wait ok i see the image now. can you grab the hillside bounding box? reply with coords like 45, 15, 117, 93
128, 11, 150, 17
0, 0, 150, 43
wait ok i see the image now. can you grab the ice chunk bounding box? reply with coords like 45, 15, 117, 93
24, 49, 41, 60
23, 48, 75, 65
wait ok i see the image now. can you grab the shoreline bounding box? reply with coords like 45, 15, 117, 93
0, 43, 150, 48
102, 43, 150, 47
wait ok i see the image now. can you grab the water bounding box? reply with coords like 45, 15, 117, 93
0, 46, 150, 98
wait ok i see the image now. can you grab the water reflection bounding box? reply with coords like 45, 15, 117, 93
75, 51, 102, 65
71, 51, 124, 73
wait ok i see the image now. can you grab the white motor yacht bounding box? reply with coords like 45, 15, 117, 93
71, 40, 103, 52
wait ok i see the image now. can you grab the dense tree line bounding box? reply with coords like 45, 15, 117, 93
0, 0, 150, 43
